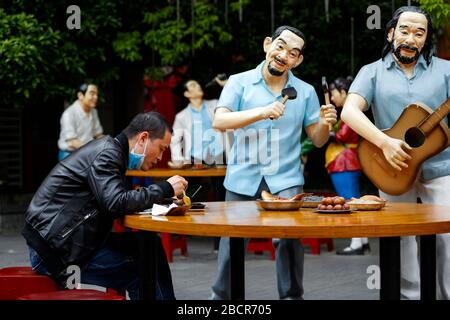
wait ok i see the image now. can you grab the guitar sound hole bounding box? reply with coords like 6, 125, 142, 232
405, 127, 425, 148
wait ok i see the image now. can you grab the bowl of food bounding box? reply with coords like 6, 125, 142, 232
256, 199, 304, 211
347, 195, 387, 211
347, 199, 385, 211
257, 190, 309, 211
167, 161, 191, 169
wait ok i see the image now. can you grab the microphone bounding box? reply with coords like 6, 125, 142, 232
205, 73, 227, 88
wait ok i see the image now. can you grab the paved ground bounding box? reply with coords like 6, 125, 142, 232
0, 233, 379, 300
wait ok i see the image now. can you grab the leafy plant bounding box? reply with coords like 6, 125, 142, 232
142, 0, 232, 66
414, 0, 450, 30
0, 9, 62, 107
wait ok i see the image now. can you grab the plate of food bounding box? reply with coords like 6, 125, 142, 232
347, 195, 387, 211
167, 161, 192, 169
347, 200, 385, 211
256, 190, 313, 211
256, 199, 304, 211
316, 196, 350, 211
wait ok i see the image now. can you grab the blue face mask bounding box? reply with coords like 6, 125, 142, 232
128, 138, 149, 170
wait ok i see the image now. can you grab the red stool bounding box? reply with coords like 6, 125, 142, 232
247, 238, 275, 260
300, 192, 336, 255
0, 266, 60, 300
18, 289, 126, 300
160, 233, 188, 263
301, 238, 334, 255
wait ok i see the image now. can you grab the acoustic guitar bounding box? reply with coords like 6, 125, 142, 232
357, 98, 450, 195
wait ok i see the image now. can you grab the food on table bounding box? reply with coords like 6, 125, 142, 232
301, 195, 324, 208
182, 190, 191, 206
317, 196, 350, 211
347, 196, 386, 210
303, 195, 324, 202
174, 198, 185, 206
261, 190, 288, 201
167, 161, 191, 169
289, 193, 313, 201
261, 190, 312, 202
360, 195, 387, 204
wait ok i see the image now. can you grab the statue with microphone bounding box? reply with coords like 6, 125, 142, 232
169, 76, 230, 169
204, 73, 228, 88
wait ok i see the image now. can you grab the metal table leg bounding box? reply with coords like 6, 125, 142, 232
420, 234, 436, 300
138, 231, 157, 300
380, 237, 400, 300
230, 237, 245, 300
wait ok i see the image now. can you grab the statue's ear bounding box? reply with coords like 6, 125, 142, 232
294, 55, 304, 68
387, 28, 394, 42
263, 37, 272, 53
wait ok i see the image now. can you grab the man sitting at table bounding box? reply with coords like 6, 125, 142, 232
22, 112, 188, 300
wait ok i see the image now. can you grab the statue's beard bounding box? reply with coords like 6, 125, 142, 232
267, 60, 285, 77
392, 42, 420, 64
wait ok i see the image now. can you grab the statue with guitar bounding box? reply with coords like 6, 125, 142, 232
357, 98, 449, 196
341, 6, 450, 300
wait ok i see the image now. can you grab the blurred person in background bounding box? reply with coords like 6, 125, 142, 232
57, 83, 104, 160
326, 76, 369, 255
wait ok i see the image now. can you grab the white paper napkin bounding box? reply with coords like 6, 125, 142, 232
151, 203, 178, 216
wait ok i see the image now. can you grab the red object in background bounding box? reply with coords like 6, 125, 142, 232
0, 266, 125, 300
0, 266, 60, 299
18, 289, 126, 300
160, 233, 188, 263
247, 238, 275, 260
326, 121, 361, 174
246, 237, 335, 257
301, 238, 334, 255
144, 67, 188, 168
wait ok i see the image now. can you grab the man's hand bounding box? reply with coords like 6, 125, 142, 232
380, 136, 412, 171
261, 101, 286, 120
167, 175, 188, 196
319, 104, 337, 127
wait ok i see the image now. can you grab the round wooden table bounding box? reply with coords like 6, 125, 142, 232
124, 201, 450, 300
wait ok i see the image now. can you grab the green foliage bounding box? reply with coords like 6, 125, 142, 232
1, 0, 447, 110
142, 0, 232, 66
229, 0, 251, 12
113, 31, 143, 62
0, 1, 125, 108
414, 0, 450, 29
0, 9, 62, 107
0, 0, 233, 108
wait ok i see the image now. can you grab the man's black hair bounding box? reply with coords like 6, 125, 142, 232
329, 76, 354, 92
182, 79, 194, 92
77, 83, 97, 95
123, 112, 172, 140
271, 25, 306, 53
176, 79, 204, 107
381, 6, 435, 65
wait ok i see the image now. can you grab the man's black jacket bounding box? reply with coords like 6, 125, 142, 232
22, 132, 174, 282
